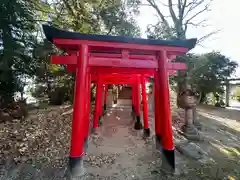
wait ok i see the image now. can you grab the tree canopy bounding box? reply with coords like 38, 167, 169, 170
0, 0, 238, 107
0, 0, 37, 104
184, 52, 237, 100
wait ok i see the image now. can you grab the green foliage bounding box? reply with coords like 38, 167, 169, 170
182, 52, 238, 101
0, 0, 36, 105
29, 0, 141, 105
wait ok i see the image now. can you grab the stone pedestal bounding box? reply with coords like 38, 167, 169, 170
67, 156, 85, 179
182, 109, 201, 141
193, 107, 202, 130
181, 124, 201, 141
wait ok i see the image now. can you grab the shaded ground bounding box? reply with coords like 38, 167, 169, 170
0, 103, 240, 179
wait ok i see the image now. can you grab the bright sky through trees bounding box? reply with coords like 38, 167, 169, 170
137, 0, 240, 77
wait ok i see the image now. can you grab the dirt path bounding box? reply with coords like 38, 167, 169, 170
84, 105, 194, 180
1, 104, 240, 179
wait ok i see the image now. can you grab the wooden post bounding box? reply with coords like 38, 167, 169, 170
83, 72, 91, 153
104, 85, 108, 110
157, 50, 175, 173
69, 44, 88, 178
141, 76, 150, 137
132, 82, 136, 113
99, 83, 104, 124
93, 74, 103, 131
134, 75, 143, 130
154, 71, 162, 149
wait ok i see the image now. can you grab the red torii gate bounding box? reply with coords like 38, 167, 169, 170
43, 25, 197, 178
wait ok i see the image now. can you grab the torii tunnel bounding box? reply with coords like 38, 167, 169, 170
43, 25, 197, 179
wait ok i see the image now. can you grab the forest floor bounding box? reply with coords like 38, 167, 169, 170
0, 101, 240, 179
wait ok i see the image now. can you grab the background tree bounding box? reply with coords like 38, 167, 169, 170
138, 0, 218, 96
0, 0, 36, 106
143, 0, 216, 41
28, 0, 141, 105
131, 0, 223, 129
188, 52, 238, 102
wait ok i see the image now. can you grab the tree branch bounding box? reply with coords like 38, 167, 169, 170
168, 0, 178, 24
146, 0, 171, 30
179, 0, 187, 20
183, 0, 205, 19
185, 19, 207, 27
184, 4, 210, 26
197, 30, 220, 44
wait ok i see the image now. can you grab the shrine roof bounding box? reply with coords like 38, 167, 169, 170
43, 25, 197, 50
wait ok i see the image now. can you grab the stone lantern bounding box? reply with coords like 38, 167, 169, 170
179, 77, 200, 140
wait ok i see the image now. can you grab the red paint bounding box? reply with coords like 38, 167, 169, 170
104, 85, 108, 105
93, 74, 103, 129
70, 45, 88, 157
53, 38, 189, 53
167, 62, 186, 70
49, 35, 192, 160
51, 55, 77, 64
141, 76, 149, 129
135, 76, 141, 117
154, 71, 161, 136
84, 72, 91, 140
157, 51, 174, 150
132, 82, 135, 109
53, 55, 185, 71
89, 57, 157, 69
92, 81, 134, 85
90, 52, 155, 60
99, 84, 104, 116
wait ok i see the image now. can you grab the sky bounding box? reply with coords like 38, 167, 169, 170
136, 0, 240, 77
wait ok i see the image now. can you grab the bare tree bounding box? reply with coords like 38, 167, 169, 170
142, 0, 217, 136
144, 0, 218, 43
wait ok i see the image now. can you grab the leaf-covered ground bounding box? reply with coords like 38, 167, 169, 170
0, 99, 240, 179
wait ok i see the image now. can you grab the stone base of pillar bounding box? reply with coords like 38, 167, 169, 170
91, 128, 98, 134
134, 116, 143, 130
181, 124, 201, 141
132, 104, 135, 112
67, 156, 85, 179
194, 121, 202, 130
98, 116, 103, 126
143, 128, 150, 137
83, 138, 88, 154
161, 149, 175, 174
155, 134, 162, 150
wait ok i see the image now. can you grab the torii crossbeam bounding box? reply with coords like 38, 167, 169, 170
43, 24, 197, 179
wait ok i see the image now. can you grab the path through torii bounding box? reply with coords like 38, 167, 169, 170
43, 25, 197, 179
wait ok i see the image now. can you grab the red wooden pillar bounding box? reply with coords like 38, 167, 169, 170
132, 82, 135, 113
103, 85, 108, 111
141, 76, 150, 137
98, 82, 104, 123
93, 74, 103, 132
154, 71, 161, 149
134, 75, 143, 130
69, 44, 88, 177
83, 72, 91, 153
157, 50, 175, 172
